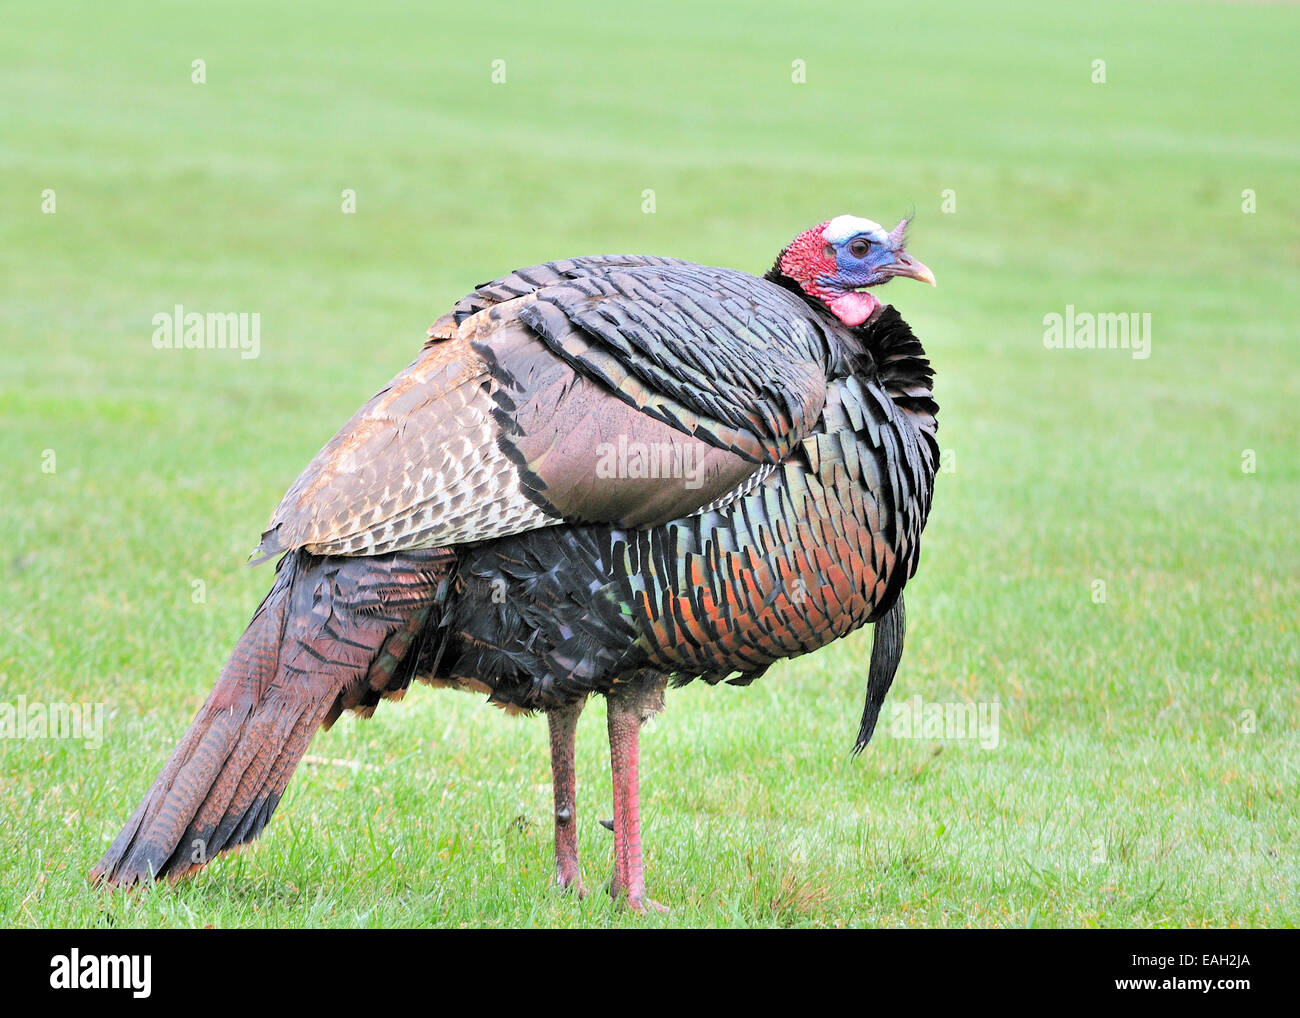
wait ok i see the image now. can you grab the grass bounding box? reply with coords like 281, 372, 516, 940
0, 0, 1296, 928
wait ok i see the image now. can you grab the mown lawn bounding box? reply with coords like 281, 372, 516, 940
0, 0, 1296, 927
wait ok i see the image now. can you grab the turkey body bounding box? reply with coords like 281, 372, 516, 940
92, 243, 939, 910
434, 308, 934, 709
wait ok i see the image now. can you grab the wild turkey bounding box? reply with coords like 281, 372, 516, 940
91, 214, 939, 911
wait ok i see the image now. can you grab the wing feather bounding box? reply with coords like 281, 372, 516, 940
253, 256, 835, 562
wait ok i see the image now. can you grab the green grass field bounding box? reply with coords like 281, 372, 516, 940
1, 0, 1296, 928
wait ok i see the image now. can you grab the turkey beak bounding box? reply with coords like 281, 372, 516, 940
887, 251, 936, 287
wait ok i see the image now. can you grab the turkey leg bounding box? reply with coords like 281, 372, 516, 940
606, 679, 668, 913
548, 699, 586, 895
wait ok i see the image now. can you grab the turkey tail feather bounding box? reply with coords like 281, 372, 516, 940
91, 548, 451, 886
852, 593, 905, 755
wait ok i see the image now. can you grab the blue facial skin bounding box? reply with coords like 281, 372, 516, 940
816, 231, 896, 293
834, 233, 896, 288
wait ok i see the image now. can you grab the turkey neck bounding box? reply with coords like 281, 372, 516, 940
762, 267, 938, 441
843, 304, 939, 451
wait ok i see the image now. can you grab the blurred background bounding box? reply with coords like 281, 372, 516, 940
1, 1, 1296, 927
